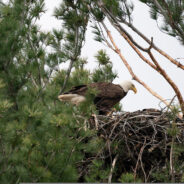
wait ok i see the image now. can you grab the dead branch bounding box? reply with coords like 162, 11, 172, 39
108, 154, 118, 183
148, 50, 184, 115
134, 138, 147, 182
114, 9, 184, 70
101, 21, 170, 109
92, 114, 99, 130
97, 3, 184, 117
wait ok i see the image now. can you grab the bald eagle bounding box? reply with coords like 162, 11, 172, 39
58, 80, 137, 115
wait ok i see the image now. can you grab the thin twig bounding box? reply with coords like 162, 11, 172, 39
108, 154, 118, 183
59, 26, 79, 94
92, 113, 99, 130
134, 138, 147, 181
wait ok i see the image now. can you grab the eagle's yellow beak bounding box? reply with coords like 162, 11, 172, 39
131, 86, 137, 94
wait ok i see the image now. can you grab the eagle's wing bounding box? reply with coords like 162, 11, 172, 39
90, 83, 126, 98
90, 83, 126, 115
64, 85, 88, 96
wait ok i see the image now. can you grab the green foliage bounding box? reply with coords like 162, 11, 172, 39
85, 159, 110, 182
1, 0, 183, 183
0, 0, 118, 182
95, 49, 110, 65
102, 0, 123, 17
168, 105, 181, 120
162, 105, 184, 182
92, 50, 117, 82
91, 24, 104, 42
91, 7, 104, 22
139, 0, 184, 44
151, 167, 170, 182
30, 0, 45, 18
78, 86, 98, 117
167, 105, 181, 137
167, 124, 179, 137
119, 173, 142, 183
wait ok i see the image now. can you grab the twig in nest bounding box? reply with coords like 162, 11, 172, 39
133, 138, 147, 182
92, 114, 99, 130
108, 154, 118, 183
170, 135, 175, 182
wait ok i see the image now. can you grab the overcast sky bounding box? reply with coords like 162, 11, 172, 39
39, 0, 184, 112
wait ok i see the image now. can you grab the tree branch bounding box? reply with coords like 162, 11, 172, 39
118, 14, 184, 70
101, 22, 170, 108
108, 154, 118, 183
59, 26, 80, 94
99, 2, 184, 73
148, 49, 184, 115
96, 1, 184, 117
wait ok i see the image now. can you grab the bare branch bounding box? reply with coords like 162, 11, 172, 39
118, 15, 184, 70
101, 21, 170, 108
108, 154, 118, 183
148, 50, 184, 115
102, 6, 149, 52
99, 2, 184, 71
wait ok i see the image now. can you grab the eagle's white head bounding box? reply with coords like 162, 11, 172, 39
119, 80, 137, 93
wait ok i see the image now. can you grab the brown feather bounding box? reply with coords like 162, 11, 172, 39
61, 82, 127, 115
90, 83, 126, 115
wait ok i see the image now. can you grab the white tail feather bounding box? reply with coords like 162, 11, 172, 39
58, 94, 86, 105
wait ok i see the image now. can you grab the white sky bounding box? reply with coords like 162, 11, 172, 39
39, 0, 184, 112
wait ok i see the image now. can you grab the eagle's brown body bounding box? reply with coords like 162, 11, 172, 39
61, 82, 127, 115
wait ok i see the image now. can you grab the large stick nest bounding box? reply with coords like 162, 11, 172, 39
78, 108, 184, 182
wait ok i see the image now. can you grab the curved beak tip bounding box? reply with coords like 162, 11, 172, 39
132, 87, 137, 94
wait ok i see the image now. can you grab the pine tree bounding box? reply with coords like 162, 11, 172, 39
0, 0, 117, 183
139, 0, 184, 44
1, 0, 184, 183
